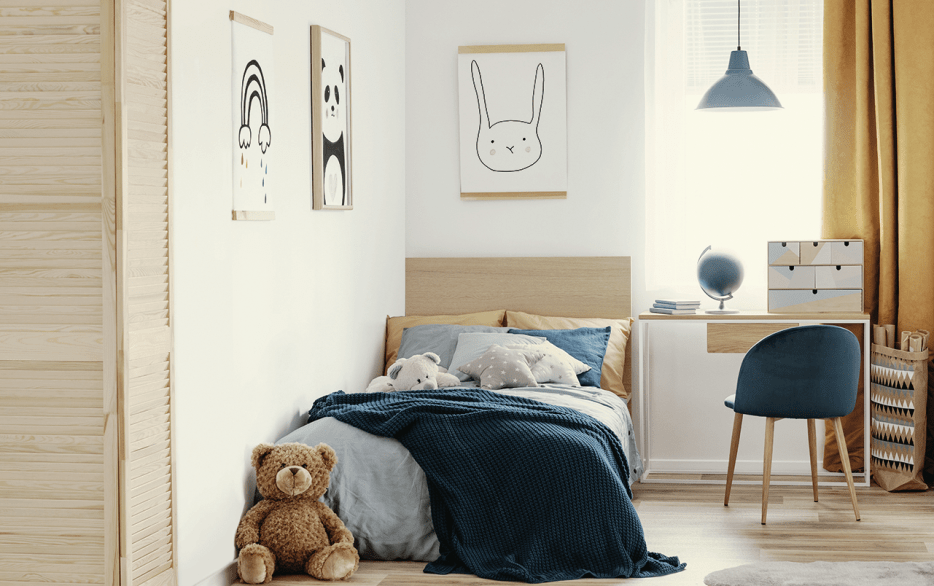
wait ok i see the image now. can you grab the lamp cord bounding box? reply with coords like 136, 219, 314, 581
737, 0, 741, 50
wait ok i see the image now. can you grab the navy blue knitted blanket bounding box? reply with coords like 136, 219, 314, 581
307, 389, 685, 582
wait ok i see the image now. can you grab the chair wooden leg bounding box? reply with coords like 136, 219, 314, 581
762, 417, 776, 525
807, 419, 819, 502
725, 412, 743, 506
833, 417, 861, 521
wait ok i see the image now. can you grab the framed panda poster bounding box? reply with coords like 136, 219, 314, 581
311, 26, 353, 210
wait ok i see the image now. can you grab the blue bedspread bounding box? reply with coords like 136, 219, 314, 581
307, 389, 685, 582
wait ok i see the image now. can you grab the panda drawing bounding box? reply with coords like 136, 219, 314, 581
320, 57, 346, 206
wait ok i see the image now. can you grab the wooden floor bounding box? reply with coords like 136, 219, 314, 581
266, 480, 934, 585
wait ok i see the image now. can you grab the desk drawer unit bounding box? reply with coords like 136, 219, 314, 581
816, 265, 862, 289
831, 240, 864, 264
768, 265, 816, 289
768, 241, 800, 265
768, 239, 864, 313
800, 241, 833, 265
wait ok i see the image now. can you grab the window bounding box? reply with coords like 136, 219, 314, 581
645, 0, 824, 305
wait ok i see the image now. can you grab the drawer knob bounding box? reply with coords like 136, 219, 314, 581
812, 289, 818, 294
789, 266, 794, 271
812, 242, 819, 246
844, 241, 850, 246
781, 242, 787, 247
836, 265, 841, 270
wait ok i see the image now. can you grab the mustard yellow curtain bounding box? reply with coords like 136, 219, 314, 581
822, 1, 934, 475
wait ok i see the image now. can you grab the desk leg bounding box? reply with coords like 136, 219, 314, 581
637, 320, 650, 480
863, 321, 871, 486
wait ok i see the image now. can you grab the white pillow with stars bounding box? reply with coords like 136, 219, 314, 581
507, 341, 587, 386
506, 341, 590, 386
458, 344, 541, 390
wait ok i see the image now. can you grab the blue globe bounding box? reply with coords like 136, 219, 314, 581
697, 246, 744, 312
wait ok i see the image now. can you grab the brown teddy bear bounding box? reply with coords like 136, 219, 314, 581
235, 442, 359, 583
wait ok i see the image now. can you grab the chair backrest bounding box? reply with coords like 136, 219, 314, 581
733, 324, 860, 419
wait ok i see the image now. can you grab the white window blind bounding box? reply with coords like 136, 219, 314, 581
645, 0, 824, 306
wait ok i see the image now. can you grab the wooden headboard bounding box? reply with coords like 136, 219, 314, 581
405, 256, 632, 392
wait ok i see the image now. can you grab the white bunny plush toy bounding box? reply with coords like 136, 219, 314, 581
366, 352, 461, 393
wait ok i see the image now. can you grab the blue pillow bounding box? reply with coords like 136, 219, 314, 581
507, 326, 611, 388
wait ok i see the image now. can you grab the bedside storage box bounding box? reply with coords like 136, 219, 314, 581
768, 240, 864, 313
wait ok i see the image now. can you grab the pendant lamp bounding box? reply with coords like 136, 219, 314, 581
696, 0, 782, 111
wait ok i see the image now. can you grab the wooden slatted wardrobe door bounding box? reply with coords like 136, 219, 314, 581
0, 2, 116, 586
115, 1, 175, 586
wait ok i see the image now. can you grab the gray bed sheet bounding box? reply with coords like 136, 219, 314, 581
276, 384, 643, 561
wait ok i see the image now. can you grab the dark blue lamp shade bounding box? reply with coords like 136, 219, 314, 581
696, 50, 782, 112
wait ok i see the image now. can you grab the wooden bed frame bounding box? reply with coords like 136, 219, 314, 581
405, 256, 632, 393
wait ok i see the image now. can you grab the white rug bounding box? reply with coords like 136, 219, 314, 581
704, 561, 934, 586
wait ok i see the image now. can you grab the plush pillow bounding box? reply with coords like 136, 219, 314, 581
507, 326, 610, 388
459, 345, 540, 390
539, 341, 591, 375
505, 311, 634, 399
448, 332, 547, 382
397, 324, 509, 370
384, 310, 505, 374
505, 341, 588, 386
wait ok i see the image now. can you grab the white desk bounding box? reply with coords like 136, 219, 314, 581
636, 310, 871, 487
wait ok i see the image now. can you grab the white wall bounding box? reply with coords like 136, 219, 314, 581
405, 0, 650, 440
171, 2, 406, 585
405, 0, 646, 268
404, 0, 820, 478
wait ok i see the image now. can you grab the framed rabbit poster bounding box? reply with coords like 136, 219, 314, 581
311, 25, 353, 210
457, 44, 567, 200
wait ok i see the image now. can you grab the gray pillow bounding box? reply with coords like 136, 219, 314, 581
397, 324, 509, 370
276, 417, 440, 561
448, 332, 547, 382
459, 344, 540, 390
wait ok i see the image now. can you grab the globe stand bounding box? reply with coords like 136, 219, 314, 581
697, 245, 744, 314
704, 293, 739, 315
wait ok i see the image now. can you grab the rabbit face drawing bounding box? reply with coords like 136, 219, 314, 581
471, 60, 544, 172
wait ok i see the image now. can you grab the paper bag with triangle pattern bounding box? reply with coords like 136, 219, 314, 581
870, 343, 928, 491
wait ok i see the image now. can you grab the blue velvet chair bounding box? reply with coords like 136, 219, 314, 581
723, 324, 861, 524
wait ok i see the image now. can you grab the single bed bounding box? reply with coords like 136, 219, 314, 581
272, 257, 671, 580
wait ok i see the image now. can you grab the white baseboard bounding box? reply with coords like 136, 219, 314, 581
190, 560, 237, 586
646, 458, 841, 476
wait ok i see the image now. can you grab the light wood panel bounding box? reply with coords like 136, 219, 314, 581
0, 3, 172, 586
0, 3, 110, 586
460, 191, 567, 200
116, 1, 174, 585
229, 10, 273, 35
707, 323, 798, 353
406, 257, 631, 319
406, 256, 631, 391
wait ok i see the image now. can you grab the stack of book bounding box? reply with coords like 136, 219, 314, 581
649, 299, 701, 315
